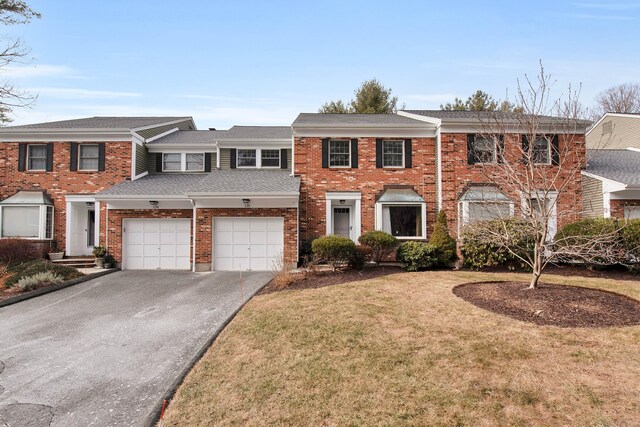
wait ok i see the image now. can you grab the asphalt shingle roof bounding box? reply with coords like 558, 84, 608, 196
147, 126, 291, 145
4, 116, 192, 130
405, 109, 592, 126
586, 149, 640, 186
97, 170, 300, 197
292, 113, 427, 127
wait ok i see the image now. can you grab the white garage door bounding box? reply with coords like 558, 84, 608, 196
213, 217, 284, 271
123, 219, 191, 270
625, 206, 640, 219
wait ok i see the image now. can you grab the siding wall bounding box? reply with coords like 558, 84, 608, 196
582, 175, 604, 218
135, 144, 147, 176
587, 116, 640, 149
135, 120, 194, 140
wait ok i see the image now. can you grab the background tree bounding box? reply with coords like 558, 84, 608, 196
441, 90, 522, 112
318, 78, 399, 114
592, 82, 640, 118
460, 64, 616, 289
0, 0, 40, 124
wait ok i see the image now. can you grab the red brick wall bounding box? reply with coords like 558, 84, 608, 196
0, 141, 132, 250
105, 207, 298, 267
440, 133, 586, 238
610, 200, 640, 218
294, 137, 437, 242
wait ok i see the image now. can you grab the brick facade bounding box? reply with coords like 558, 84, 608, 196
294, 136, 437, 243
0, 141, 132, 251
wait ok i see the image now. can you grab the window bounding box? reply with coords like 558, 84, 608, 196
78, 144, 100, 170
237, 149, 257, 167
467, 202, 512, 223
381, 205, 423, 238
532, 137, 550, 164
383, 140, 404, 167
458, 186, 514, 229
186, 153, 204, 171
261, 149, 280, 168
162, 153, 182, 171
45, 206, 54, 239
0, 205, 54, 239
329, 140, 350, 167
27, 144, 47, 171
473, 137, 496, 163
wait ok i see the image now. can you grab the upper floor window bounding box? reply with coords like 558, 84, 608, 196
467, 134, 504, 164
27, 144, 47, 171
261, 149, 280, 168
78, 144, 100, 171
329, 140, 350, 167
237, 149, 257, 167
162, 153, 204, 172
382, 140, 404, 167
532, 137, 550, 164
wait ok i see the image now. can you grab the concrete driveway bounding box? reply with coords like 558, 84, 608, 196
0, 270, 272, 427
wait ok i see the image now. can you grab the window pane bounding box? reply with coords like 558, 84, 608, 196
45, 206, 54, 239
474, 137, 495, 163
468, 202, 511, 223
382, 205, 421, 237
237, 149, 257, 167
163, 153, 181, 171
28, 145, 47, 170
329, 140, 350, 167
2, 206, 40, 238
383, 140, 404, 167
261, 149, 280, 167
186, 153, 204, 171
533, 138, 550, 164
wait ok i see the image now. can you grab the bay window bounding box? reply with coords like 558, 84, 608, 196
375, 188, 427, 239
0, 191, 55, 240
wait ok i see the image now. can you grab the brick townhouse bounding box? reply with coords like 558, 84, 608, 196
0, 111, 588, 271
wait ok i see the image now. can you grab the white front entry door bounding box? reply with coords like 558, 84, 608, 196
213, 217, 284, 271
333, 207, 351, 238
67, 203, 94, 256
123, 219, 191, 270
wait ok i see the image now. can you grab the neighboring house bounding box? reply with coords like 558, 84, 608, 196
0, 110, 587, 272
583, 113, 640, 219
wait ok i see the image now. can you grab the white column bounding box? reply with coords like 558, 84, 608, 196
325, 198, 332, 235
94, 201, 101, 247
65, 201, 72, 255
354, 198, 362, 241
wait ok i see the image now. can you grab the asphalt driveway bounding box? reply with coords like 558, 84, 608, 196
0, 270, 272, 427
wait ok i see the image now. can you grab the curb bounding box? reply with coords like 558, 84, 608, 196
0, 268, 120, 309
143, 279, 270, 427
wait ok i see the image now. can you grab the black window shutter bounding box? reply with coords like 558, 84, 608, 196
350, 138, 358, 168
521, 135, 529, 164
467, 134, 476, 165
98, 143, 106, 171
46, 143, 54, 171
551, 135, 560, 165
204, 153, 212, 172
375, 139, 383, 168
280, 148, 288, 169
156, 153, 163, 172
230, 148, 237, 169
496, 135, 504, 164
404, 139, 412, 168
18, 143, 26, 171
70, 143, 78, 171
321, 138, 329, 168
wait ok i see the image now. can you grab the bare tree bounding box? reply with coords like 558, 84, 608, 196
460, 64, 617, 289
592, 82, 640, 119
0, 0, 41, 124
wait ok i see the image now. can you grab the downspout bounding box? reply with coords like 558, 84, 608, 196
436, 124, 442, 211
105, 204, 109, 249
191, 198, 197, 272
290, 127, 295, 176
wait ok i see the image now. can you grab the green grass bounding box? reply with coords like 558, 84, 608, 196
163, 271, 640, 426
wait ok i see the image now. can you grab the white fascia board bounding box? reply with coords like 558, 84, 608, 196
581, 170, 627, 190
397, 110, 442, 126
293, 127, 436, 138
132, 132, 145, 146
439, 121, 587, 135
627, 147, 640, 153
185, 191, 300, 198
95, 194, 189, 201
64, 194, 96, 202
131, 171, 149, 181
130, 117, 196, 132
145, 127, 180, 143
146, 144, 217, 152
0, 129, 133, 142
216, 139, 291, 147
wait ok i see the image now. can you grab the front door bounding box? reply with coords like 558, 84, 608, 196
333, 207, 351, 238
68, 203, 94, 256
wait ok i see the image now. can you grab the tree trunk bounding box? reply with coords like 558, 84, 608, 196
529, 242, 543, 289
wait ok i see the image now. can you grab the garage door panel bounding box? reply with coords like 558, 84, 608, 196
250, 232, 267, 244
123, 219, 190, 270
128, 232, 144, 244
266, 244, 282, 258
233, 230, 249, 241
216, 230, 233, 244
127, 244, 144, 257
233, 245, 250, 257
250, 245, 267, 257
143, 222, 160, 232
266, 231, 282, 244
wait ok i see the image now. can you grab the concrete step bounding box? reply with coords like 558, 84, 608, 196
52, 258, 96, 268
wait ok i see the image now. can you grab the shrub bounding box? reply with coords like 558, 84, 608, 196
554, 218, 625, 268
358, 230, 397, 265
429, 211, 457, 267
0, 238, 40, 266
460, 218, 535, 270
312, 235, 357, 271
396, 241, 439, 272
621, 219, 640, 266
17, 271, 63, 291
6, 259, 83, 287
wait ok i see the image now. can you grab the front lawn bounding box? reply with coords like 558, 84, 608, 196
163, 271, 640, 426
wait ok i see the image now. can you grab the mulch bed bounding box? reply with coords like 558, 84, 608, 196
475, 264, 640, 282
453, 281, 640, 328
259, 266, 404, 295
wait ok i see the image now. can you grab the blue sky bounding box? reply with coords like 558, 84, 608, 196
3, 0, 640, 128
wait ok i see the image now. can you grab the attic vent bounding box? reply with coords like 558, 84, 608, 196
602, 121, 612, 134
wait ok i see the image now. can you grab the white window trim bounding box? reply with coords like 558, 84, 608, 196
325, 192, 361, 242
78, 144, 100, 171
382, 139, 405, 168
26, 144, 47, 171
162, 153, 205, 172
374, 201, 427, 240
532, 137, 552, 165
329, 139, 351, 168
0, 204, 54, 240
473, 135, 498, 164
236, 148, 281, 169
